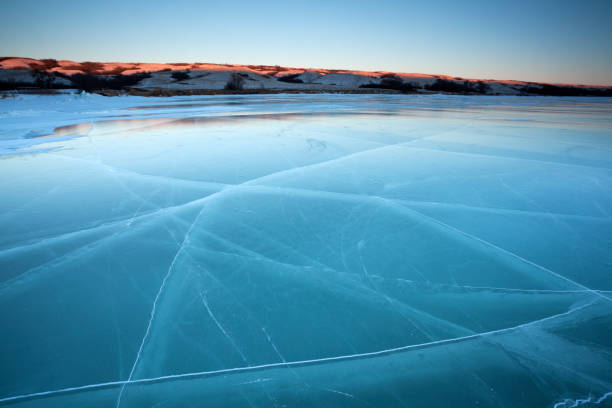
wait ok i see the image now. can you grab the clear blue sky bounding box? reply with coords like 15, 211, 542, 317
1, 0, 611, 85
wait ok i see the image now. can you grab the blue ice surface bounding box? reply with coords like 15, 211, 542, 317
0, 93, 611, 407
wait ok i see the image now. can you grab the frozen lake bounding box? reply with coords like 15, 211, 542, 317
1, 93, 612, 407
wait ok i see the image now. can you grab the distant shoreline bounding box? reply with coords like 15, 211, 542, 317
2, 87, 409, 97
2, 57, 611, 97
3, 88, 612, 99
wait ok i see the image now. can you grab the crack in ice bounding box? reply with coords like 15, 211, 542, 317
553, 391, 612, 408
114, 200, 208, 408
392, 202, 612, 303
0, 300, 596, 405
199, 290, 248, 364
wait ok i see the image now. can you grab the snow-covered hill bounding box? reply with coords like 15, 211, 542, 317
1, 57, 610, 96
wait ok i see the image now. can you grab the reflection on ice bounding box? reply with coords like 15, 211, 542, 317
0, 94, 611, 407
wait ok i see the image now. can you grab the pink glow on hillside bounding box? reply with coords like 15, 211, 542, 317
1, 57, 609, 88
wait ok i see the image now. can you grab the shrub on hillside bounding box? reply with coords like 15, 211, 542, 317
474, 81, 491, 93
59, 62, 105, 74
520, 84, 612, 96
0, 80, 32, 90
32, 70, 57, 88
80, 62, 105, 74
224, 73, 244, 90
171, 71, 191, 81
360, 76, 418, 93
60, 72, 151, 91
277, 73, 303, 83
425, 79, 490, 94
27, 59, 59, 71
1, 71, 67, 90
